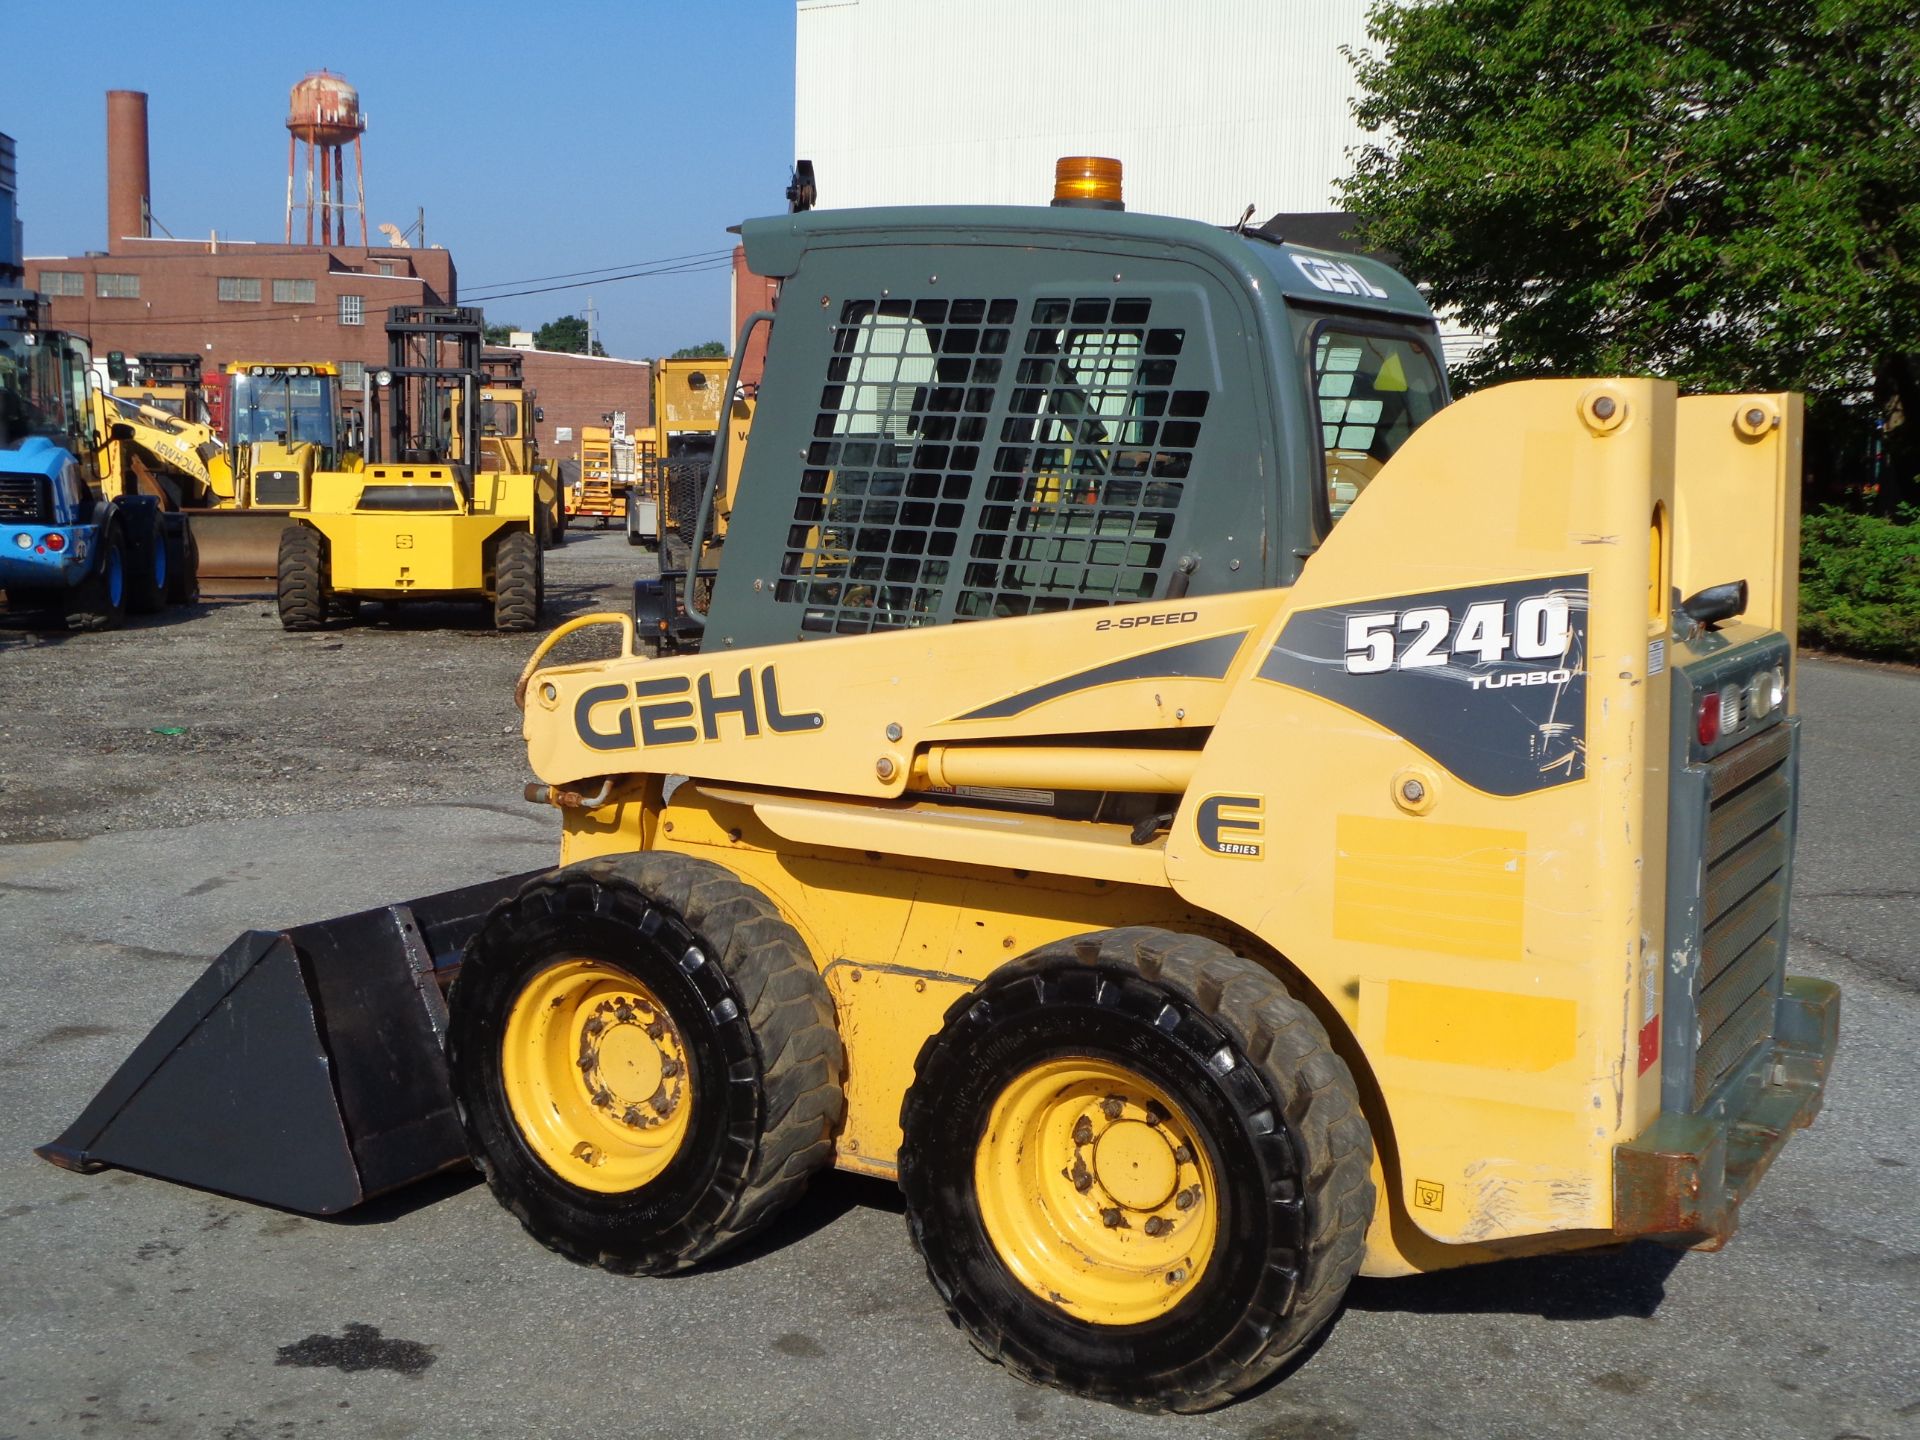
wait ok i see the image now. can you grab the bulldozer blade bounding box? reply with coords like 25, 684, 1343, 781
186, 510, 294, 595
37, 870, 542, 1214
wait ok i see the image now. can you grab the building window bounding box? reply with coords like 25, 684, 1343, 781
340, 361, 365, 392
377, 261, 395, 276
39, 271, 84, 297
339, 294, 364, 326
96, 273, 140, 299
218, 277, 262, 303
273, 278, 316, 304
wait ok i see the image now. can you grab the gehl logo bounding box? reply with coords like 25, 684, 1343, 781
576, 667, 823, 751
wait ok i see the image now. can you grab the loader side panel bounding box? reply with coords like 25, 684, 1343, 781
1169, 379, 1678, 1264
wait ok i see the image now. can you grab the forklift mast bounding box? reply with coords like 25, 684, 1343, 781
372, 305, 484, 470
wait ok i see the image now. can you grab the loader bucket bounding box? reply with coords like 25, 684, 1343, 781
37, 870, 540, 1214
187, 510, 295, 594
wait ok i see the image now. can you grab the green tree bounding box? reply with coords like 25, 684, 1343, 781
669, 340, 728, 359
1340, 0, 1920, 507
482, 322, 519, 346
533, 314, 607, 357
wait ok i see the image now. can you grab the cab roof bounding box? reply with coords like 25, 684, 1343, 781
738, 204, 1431, 320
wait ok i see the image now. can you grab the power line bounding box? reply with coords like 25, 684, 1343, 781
463, 256, 733, 304
460, 248, 734, 291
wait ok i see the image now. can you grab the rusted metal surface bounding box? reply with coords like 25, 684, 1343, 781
1615, 977, 1838, 1246
186, 510, 292, 593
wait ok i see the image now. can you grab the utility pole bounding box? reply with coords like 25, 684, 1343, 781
585, 295, 598, 356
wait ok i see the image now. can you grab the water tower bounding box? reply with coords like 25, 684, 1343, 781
284, 70, 367, 247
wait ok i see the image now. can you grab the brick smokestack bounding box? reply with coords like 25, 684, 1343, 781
106, 89, 151, 250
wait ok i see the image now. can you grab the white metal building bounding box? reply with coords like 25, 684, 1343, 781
793, 0, 1377, 223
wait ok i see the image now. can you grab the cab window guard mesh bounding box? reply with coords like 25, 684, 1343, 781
777, 295, 1208, 635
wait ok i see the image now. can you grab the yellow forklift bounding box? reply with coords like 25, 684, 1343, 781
110, 352, 209, 423
276, 306, 543, 631
479, 353, 564, 548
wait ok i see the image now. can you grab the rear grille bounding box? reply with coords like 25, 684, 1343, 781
0, 473, 51, 523
1693, 724, 1792, 1105
254, 471, 301, 507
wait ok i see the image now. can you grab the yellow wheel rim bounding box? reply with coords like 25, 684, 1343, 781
975, 1056, 1219, 1325
501, 958, 695, 1194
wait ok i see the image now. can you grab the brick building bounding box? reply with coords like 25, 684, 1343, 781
25, 238, 455, 400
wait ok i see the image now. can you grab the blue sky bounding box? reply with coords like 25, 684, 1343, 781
5, 0, 797, 358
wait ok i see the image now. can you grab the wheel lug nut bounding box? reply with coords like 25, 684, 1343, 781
1173, 1144, 1193, 1165
1071, 1116, 1093, 1147
1166, 1267, 1187, 1285
1143, 1216, 1172, 1237
1101, 1095, 1124, 1120
1101, 1207, 1127, 1229
1175, 1187, 1196, 1211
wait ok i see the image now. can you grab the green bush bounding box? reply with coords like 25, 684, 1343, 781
1799, 507, 1920, 662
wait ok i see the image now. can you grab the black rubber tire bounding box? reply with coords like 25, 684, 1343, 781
65, 524, 127, 631
164, 521, 200, 606
127, 512, 167, 615
493, 530, 540, 631
276, 524, 327, 632
448, 852, 845, 1274
898, 928, 1374, 1413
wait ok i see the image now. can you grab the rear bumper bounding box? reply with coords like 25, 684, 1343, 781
1613, 976, 1838, 1247
0, 529, 90, 589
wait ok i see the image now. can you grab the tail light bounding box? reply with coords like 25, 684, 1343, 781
1697, 692, 1720, 746
43, 532, 66, 552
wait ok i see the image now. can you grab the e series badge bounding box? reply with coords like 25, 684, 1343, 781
1196, 794, 1264, 858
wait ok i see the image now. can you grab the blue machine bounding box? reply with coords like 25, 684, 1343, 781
0, 131, 192, 629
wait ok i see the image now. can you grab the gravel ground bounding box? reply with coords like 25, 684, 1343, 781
0, 525, 644, 841
0, 539, 1915, 1439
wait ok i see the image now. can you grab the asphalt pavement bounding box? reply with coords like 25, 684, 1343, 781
0, 532, 1914, 1440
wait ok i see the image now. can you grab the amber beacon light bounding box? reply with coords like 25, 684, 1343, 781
1051, 156, 1125, 209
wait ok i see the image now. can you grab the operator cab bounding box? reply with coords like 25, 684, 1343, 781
679, 159, 1450, 653
0, 328, 95, 454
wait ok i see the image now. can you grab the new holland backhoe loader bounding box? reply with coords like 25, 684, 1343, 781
183, 361, 362, 589
274, 306, 544, 631
43, 162, 1836, 1412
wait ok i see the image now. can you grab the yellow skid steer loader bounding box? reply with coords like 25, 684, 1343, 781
42, 161, 1834, 1412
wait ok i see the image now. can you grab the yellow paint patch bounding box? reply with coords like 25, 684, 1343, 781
1517, 431, 1574, 550
1384, 980, 1577, 1072
1334, 816, 1526, 961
